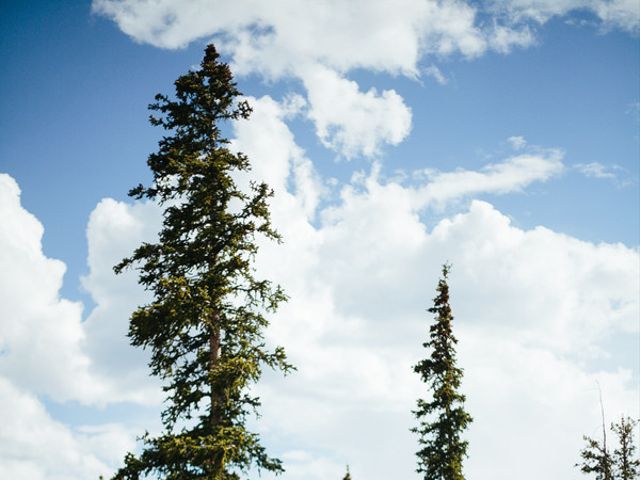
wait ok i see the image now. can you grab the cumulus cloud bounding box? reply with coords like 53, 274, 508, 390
462, 333, 638, 479
81, 197, 164, 404
250, 188, 638, 479
0, 173, 157, 479
230, 103, 637, 479
92, 0, 639, 72
0, 97, 637, 479
90, 0, 539, 158
92, 0, 493, 69
252, 188, 638, 479
0, 174, 106, 403
92, 0, 638, 159
301, 66, 412, 158
230, 95, 327, 223
0, 378, 134, 480
92, 0, 639, 160
0, 173, 163, 407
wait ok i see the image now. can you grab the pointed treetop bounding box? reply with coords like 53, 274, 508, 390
343, 465, 352, 480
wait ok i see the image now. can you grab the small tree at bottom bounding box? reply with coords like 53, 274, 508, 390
342, 465, 352, 480
612, 417, 640, 480
578, 434, 614, 480
577, 415, 640, 479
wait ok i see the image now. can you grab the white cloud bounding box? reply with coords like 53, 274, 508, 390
594, 0, 640, 32
247, 185, 638, 479
277, 451, 345, 480
228, 109, 637, 478
92, 0, 639, 70
488, 22, 536, 53
490, 0, 640, 33
81, 197, 164, 404
252, 187, 638, 479
92, 0, 639, 160
0, 174, 106, 403
90, 0, 535, 159
424, 64, 448, 85
0, 378, 134, 480
0, 173, 159, 479
0, 97, 637, 479
92, 0, 495, 71
462, 334, 638, 479
574, 162, 633, 187
230, 94, 327, 222
412, 148, 564, 208
508, 134, 528, 150
0, 171, 164, 407
301, 65, 412, 158
575, 161, 617, 179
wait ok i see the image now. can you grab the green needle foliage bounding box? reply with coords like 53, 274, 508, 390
577, 387, 614, 480
412, 264, 472, 480
577, 435, 614, 480
577, 416, 640, 480
612, 417, 640, 480
342, 465, 352, 480
110, 44, 293, 480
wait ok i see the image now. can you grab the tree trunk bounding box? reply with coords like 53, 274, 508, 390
210, 316, 222, 426
209, 314, 224, 479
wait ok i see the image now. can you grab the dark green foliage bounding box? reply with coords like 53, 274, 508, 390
111, 44, 292, 480
342, 465, 352, 480
612, 417, 640, 480
412, 264, 472, 480
577, 434, 614, 480
577, 416, 639, 480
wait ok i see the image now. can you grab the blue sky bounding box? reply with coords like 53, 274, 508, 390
0, 1, 638, 479
2, 1, 638, 302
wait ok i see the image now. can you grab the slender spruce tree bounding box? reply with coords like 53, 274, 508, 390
612, 417, 640, 480
111, 44, 293, 480
412, 264, 472, 480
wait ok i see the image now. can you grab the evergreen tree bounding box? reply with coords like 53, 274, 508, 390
577, 416, 639, 480
577, 435, 614, 480
412, 264, 472, 480
111, 44, 293, 480
577, 391, 613, 480
342, 465, 352, 480
612, 417, 639, 480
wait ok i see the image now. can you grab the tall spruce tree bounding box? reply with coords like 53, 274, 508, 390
412, 264, 472, 480
111, 44, 292, 479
